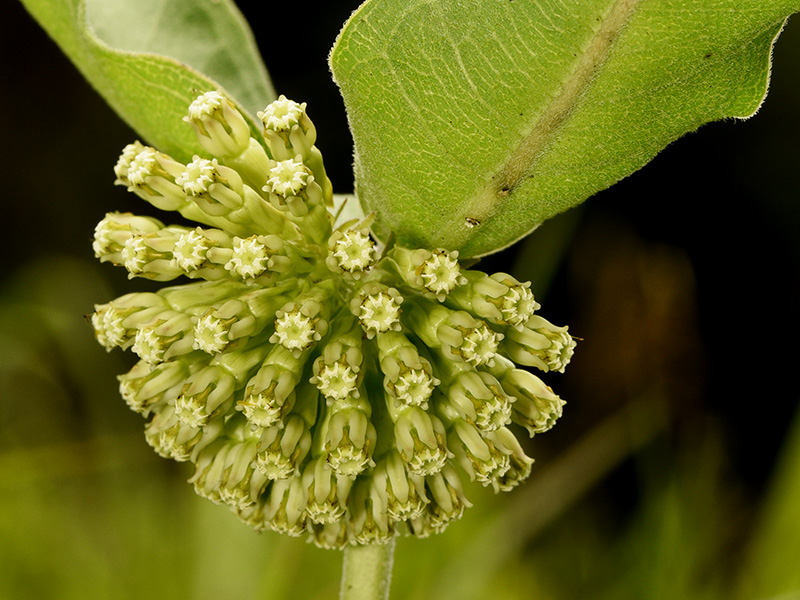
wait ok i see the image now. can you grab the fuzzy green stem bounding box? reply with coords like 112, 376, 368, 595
339, 540, 395, 600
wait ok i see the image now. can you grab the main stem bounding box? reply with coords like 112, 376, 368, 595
339, 540, 396, 600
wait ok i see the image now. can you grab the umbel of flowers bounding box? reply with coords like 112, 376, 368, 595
90, 91, 575, 548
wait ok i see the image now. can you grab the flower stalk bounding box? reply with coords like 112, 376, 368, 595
340, 540, 395, 600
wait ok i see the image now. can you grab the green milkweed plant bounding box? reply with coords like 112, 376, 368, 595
19, 0, 800, 598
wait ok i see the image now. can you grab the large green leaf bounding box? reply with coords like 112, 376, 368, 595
331, 0, 799, 257
20, 0, 274, 162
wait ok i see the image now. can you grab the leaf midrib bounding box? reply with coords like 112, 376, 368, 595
460, 0, 641, 242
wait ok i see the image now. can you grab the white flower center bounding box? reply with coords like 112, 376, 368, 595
173, 229, 209, 271
177, 158, 216, 196
259, 97, 303, 131
273, 310, 315, 351
332, 231, 375, 272
225, 236, 269, 279
265, 159, 308, 197
193, 313, 229, 354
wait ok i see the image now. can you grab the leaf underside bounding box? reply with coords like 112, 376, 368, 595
20, 0, 275, 163
331, 0, 799, 257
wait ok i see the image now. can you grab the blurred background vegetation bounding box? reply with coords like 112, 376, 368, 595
3, 2, 800, 598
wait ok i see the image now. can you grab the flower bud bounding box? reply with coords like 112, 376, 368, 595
131, 310, 195, 364
496, 366, 566, 435
118, 359, 190, 415
350, 282, 403, 339
254, 414, 312, 479
409, 464, 470, 537
144, 403, 224, 462
389, 247, 466, 301
376, 331, 439, 410
447, 271, 540, 329
177, 156, 245, 216
117, 146, 188, 211
184, 91, 251, 158
261, 475, 308, 536
310, 324, 364, 403
302, 456, 354, 524
391, 404, 450, 476
501, 315, 576, 373
371, 450, 427, 522
406, 301, 502, 367
173, 364, 236, 428
321, 394, 377, 478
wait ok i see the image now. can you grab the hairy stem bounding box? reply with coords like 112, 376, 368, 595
339, 540, 395, 600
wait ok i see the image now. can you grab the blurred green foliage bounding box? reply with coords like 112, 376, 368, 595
3, 2, 800, 599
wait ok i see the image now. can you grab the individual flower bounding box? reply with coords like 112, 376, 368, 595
90, 90, 575, 548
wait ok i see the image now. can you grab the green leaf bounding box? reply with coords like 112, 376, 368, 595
331, 0, 799, 257
20, 0, 274, 162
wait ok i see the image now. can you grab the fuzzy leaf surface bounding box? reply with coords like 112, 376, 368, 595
20, 0, 274, 162
331, 0, 799, 257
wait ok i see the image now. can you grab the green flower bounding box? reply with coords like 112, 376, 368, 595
90, 91, 575, 548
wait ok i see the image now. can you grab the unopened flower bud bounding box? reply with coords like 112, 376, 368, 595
376, 331, 439, 410
131, 310, 195, 364
118, 146, 188, 211
447, 420, 511, 486
302, 456, 354, 524
261, 475, 308, 536
390, 247, 466, 301
496, 366, 566, 435
173, 364, 236, 428
351, 283, 403, 338
501, 315, 576, 373
326, 228, 376, 278
410, 463, 470, 536
177, 156, 245, 216
391, 405, 450, 476
255, 414, 313, 479
185, 91, 251, 157
448, 271, 540, 329
118, 359, 190, 415
322, 394, 377, 478
407, 301, 501, 367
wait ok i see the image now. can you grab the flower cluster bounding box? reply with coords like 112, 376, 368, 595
90, 91, 575, 548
